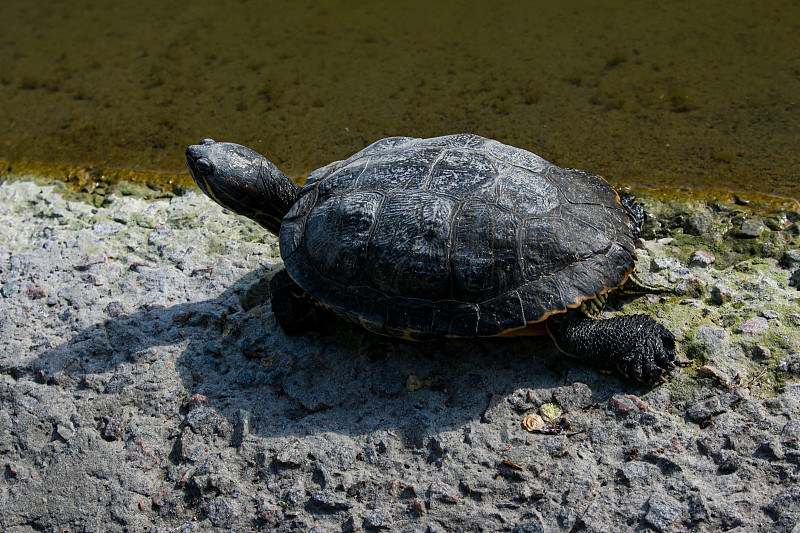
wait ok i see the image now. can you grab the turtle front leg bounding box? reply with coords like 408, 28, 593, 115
269, 269, 320, 334
547, 310, 676, 382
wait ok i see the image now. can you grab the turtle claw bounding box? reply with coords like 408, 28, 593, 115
548, 311, 677, 383
614, 318, 677, 382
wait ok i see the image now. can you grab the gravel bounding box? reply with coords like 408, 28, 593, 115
1, 180, 800, 532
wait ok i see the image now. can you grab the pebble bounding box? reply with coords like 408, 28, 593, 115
232, 409, 251, 447
695, 325, 730, 355
686, 397, 726, 423
738, 218, 767, 238
710, 284, 734, 304
645, 492, 682, 531
1, 280, 21, 298
697, 365, 730, 382
206, 496, 239, 528
683, 212, 716, 235
104, 300, 125, 317
718, 450, 742, 473
619, 461, 648, 484
428, 480, 459, 503
689, 250, 716, 267
363, 511, 393, 529
56, 423, 74, 441
511, 515, 546, 533
103, 410, 129, 440
777, 355, 800, 374
688, 493, 710, 523
311, 491, 353, 511
737, 317, 769, 335
276, 442, 306, 467
184, 406, 230, 437
752, 345, 771, 359
651, 257, 681, 272
609, 394, 648, 414
674, 276, 704, 297
779, 249, 800, 268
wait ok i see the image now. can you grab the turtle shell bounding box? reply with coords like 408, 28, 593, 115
279, 134, 635, 339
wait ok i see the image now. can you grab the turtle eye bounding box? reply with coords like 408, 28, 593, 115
200, 138, 215, 145
195, 157, 213, 173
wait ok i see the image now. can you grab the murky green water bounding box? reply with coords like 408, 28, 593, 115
1, 0, 798, 199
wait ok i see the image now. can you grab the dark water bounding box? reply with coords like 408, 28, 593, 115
1, 0, 798, 199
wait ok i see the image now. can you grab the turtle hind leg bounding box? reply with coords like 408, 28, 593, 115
547, 309, 676, 382
269, 269, 319, 334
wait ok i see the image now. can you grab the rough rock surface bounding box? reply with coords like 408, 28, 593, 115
1, 180, 800, 532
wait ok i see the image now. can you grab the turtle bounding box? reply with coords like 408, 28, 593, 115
185, 134, 676, 381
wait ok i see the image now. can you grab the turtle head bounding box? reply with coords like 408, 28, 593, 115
185, 139, 300, 235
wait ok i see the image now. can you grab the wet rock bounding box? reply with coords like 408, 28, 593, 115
780, 249, 800, 268
738, 218, 767, 238
736, 317, 769, 335
645, 492, 682, 531
684, 212, 716, 236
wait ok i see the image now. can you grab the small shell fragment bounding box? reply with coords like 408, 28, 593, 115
522, 413, 545, 432
404, 374, 426, 391
539, 402, 563, 421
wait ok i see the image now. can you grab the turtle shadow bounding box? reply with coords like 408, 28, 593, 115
22, 265, 640, 443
